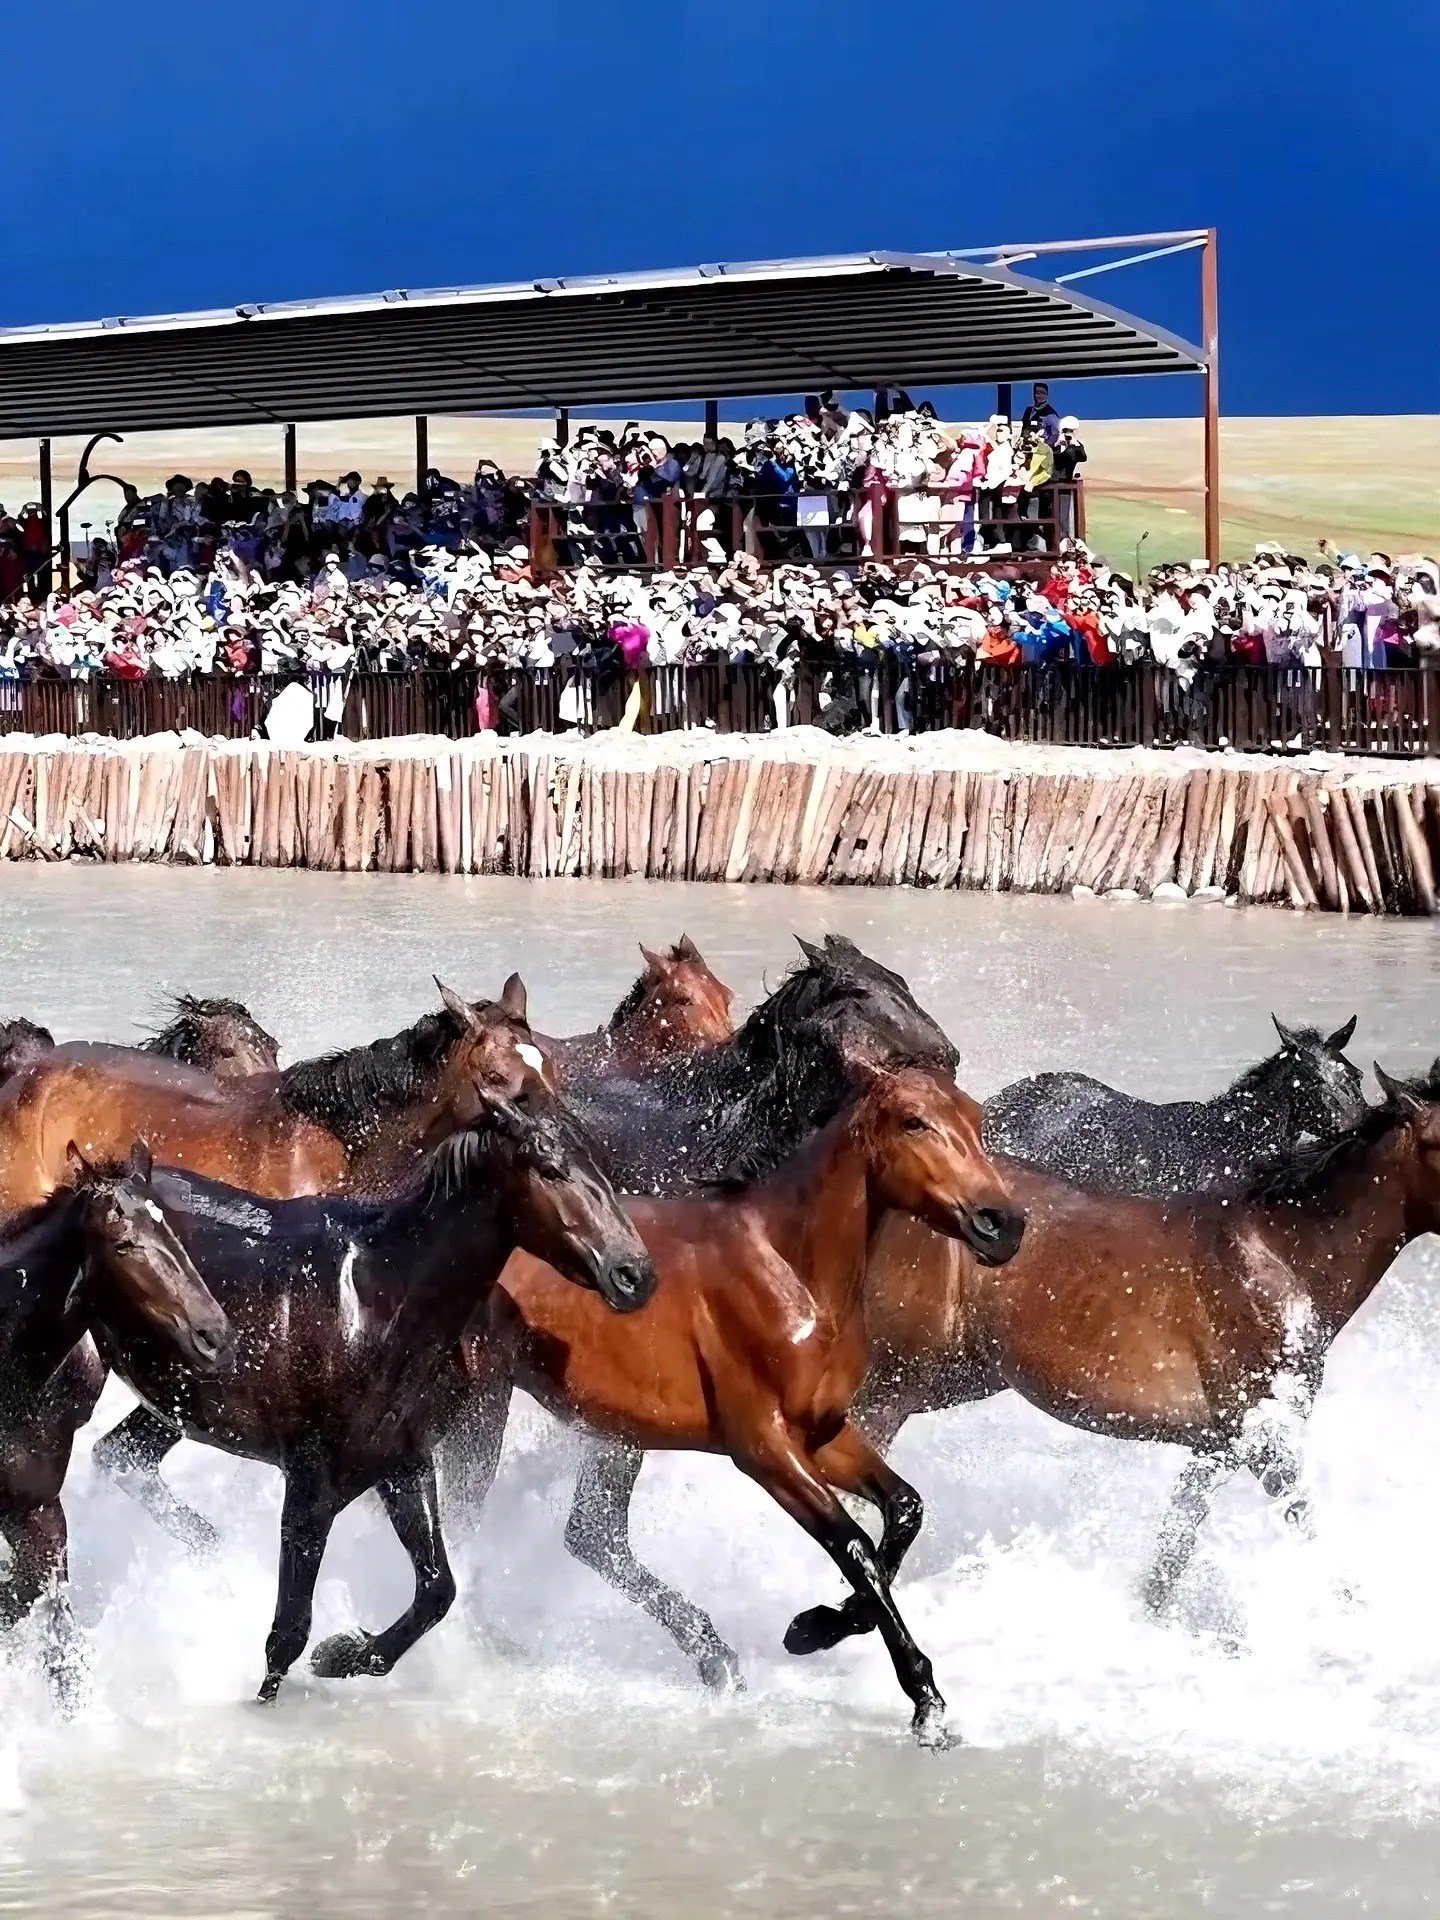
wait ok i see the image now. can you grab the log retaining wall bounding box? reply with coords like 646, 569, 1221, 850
0, 729, 1436, 915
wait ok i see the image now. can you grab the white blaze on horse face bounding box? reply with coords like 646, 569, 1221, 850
336, 1243, 362, 1346
516, 1043, 545, 1075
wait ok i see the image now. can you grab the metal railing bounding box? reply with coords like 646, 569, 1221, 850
1, 662, 1436, 758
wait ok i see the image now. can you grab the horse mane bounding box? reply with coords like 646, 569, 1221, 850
275, 1009, 468, 1150
607, 970, 653, 1032
1245, 1061, 1440, 1208
140, 995, 270, 1065
701, 1037, 863, 1189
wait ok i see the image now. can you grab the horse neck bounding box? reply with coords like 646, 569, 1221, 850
1254, 1130, 1412, 1334
1214, 1062, 1293, 1141
0, 1193, 88, 1416
754, 1108, 874, 1324
366, 1180, 512, 1407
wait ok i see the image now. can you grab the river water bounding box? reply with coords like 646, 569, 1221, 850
0, 867, 1438, 1917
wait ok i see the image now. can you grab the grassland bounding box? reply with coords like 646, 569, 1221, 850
2, 415, 1435, 570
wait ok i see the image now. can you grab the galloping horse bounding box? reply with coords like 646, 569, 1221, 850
444, 1067, 1023, 1746
0, 976, 544, 1213
0, 1142, 233, 1701
984, 1015, 1365, 1196
538, 936, 734, 1082
852, 1062, 1440, 1615
90, 1078, 655, 1702
0, 996, 280, 1086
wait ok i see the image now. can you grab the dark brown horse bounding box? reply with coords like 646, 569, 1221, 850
537, 936, 735, 1083
90, 1077, 656, 1703
0, 996, 280, 1085
0, 976, 545, 1213
0, 1141, 233, 1703
443, 1068, 1023, 1747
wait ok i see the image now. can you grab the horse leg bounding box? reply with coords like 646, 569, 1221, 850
1143, 1447, 1240, 1617
563, 1435, 743, 1692
257, 1459, 341, 1704
785, 1422, 925, 1655
91, 1406, 221, 1557
436, 1360, 514, 1530
310, 1459, 457, 1681
740, 1422, 951, 1748
0, 1503, 86, 1712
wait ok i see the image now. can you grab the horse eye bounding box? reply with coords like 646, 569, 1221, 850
902, 1115, 929, 1132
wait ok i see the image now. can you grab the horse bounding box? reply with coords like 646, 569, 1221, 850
0, 975, 546, 1214
88, 1076, 656, 1703
983, 1015, 1365, 1197
562, 933, 959, 1194
537, 936, 735, 1082
442, 1066, 1024, 1747
0, 1140, 233, 1701
0, 996, 279, 1086
847, 1060, 1440, 1622
140, 994, 280, 1079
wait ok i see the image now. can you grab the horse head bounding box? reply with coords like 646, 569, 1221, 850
430, 975, 560, 1137
0, 1016, 55, 1081
858, 1067, 1024, 1266
1375, 1061, 1440, 1237
622, 937, 735, 1050
1268, 1012, 1367, 1138
147, 994, 280, 1080
759, 934, 958, 1081
63, 1138, 234, 1374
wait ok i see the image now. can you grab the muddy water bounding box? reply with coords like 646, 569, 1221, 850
0, 867, 1437, 1917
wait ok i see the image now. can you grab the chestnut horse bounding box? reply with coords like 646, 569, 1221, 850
537, 936, 735, 1082
0, 976, 544, 1214
90, 1079, 655, 1703
0, 996, 280, 1085
0, 1141, 233, 1703
443, 1067, 1023, 1747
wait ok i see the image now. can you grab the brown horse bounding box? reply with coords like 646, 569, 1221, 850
0, 976, 545, 1213
0, 997, 279, 1085
536, 936, 734, 1082
0, 1140, 233, 1704
444, 1067, 1023, 1746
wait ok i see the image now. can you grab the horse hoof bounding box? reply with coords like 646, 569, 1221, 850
697, 1646, 745, 1694
310, 1630, 386, 1680
255, 1673, 283, 1705
784, 1603, 855, 1657
911, 1704, 959, 1752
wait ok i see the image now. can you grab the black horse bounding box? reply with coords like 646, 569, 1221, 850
0, 1141, 233, 1700
90, 1078, 656, 1702
563, 933, 961, 1194
982, 1015, 1365, 1197
0, 994, 279, 1084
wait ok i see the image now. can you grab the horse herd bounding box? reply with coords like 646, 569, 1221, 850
0, 937, 1435, 1747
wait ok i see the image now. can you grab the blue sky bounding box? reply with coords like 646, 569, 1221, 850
1, 0, 1435, 418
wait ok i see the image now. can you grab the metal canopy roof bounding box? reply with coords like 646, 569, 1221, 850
0, 250, 1208, 440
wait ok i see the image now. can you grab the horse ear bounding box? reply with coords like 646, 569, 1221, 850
1375, 1063, 1425, 1117
639, 944, 668, 975
65, 1140, 92, 1185
1271, 1013, 1299, 1049
674, 932, 701, 961
499, 972, 528, 1023
795, 936, 825, 964
1326, 1014, 1358, 1053
434, 977, 482, 1032
127, 1139, 154, 1183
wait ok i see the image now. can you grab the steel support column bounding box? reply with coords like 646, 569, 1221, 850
37, 438, 53, 600
997, 383, 1012, 423
283, 422, 297, 493
415, 415, 429, 498
1202, 227, 1221, 568
704, 399, 719, 441
554, 407, 569, 448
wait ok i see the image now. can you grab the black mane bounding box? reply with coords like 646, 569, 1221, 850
1230, 1026, 1336, 1098
141, 995, 272, 1066
275, 1009, 469, 1150
607, 970, 652, 1032
1246, 1061, 1440, 1208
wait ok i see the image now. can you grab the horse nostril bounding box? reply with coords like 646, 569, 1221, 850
604, 1254, 658, 1312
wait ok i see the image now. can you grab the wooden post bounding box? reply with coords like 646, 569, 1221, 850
37, 438, 53, 600
1202, 226, 1221, 569
283, 423, 297, 494
415, 415, 429, 499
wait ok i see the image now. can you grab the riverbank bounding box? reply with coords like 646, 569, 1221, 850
0, 728, 1436, 915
